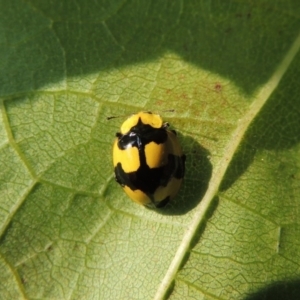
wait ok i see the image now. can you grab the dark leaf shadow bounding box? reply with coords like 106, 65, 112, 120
244, 279, 300, 300
3, 0, 299, 97
158, 134, 212, 215
220, 57, 300, 191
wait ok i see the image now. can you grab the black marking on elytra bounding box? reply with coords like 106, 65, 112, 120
174, 154, 186, 179
117, 118, 167, 150
114, 118, 185, 206
115, 154, 178, 195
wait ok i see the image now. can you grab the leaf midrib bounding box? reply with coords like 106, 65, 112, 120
154, 31, 300, 300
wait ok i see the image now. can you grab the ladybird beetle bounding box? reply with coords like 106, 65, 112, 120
112, 111, 185, 208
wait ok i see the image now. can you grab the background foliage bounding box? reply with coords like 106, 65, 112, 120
1, 0, 300, 299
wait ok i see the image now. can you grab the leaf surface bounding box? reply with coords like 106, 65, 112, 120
1, 1, 300, 299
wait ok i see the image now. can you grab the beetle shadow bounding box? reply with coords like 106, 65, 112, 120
157, 134, 212, 215
243, 278, 300, 300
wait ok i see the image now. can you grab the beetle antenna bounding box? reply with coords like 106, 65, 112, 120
106, 114, 129, 121
161, 109, 175, 113
106, 116, 119, 120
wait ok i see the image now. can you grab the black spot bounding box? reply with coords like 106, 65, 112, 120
115, 160, 169, 195
117, 118, 168, 150
174, 154, 186, 179
115, 153, 185, 203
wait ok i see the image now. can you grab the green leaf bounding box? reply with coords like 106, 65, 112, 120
1, 0, 300, 299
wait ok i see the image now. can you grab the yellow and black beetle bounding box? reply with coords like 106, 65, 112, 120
113, 111, 185, 208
